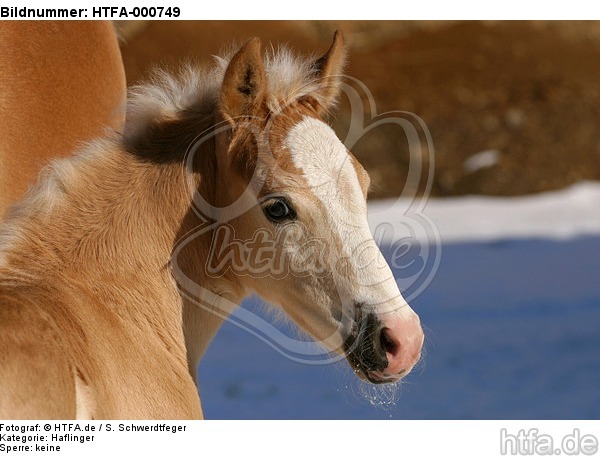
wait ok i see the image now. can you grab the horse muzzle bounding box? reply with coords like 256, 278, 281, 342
344, 306, 424, 384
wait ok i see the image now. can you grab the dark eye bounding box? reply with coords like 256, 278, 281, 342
263, 198, 295, 223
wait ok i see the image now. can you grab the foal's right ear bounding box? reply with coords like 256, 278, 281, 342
220, 38, 267, 125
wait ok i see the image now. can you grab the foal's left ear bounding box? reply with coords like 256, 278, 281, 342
303, 30, 347, 117
220, 37, 267, 124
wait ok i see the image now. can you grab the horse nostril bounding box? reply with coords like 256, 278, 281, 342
344, 311, 389, 374
379, 328, 397, 356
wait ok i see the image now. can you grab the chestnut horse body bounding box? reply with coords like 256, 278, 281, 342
0, 21, 126, 219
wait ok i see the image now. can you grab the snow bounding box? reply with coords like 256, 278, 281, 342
197, 183, 600, 419
463, 149, 501, 173
368, 181, 600, 244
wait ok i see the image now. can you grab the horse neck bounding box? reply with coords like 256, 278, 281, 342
171, 134, 251, 378
2, 132, 245, 373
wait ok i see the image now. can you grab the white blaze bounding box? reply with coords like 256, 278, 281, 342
285, 116, 411, 317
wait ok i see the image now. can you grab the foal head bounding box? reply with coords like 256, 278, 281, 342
210, 33, 423, 383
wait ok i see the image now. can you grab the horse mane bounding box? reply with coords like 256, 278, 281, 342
0, 43, 340, 268
125, 45, 334, 146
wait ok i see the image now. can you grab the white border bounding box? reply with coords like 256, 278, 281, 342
6, 1, 600, 19
1, 420, 598, 455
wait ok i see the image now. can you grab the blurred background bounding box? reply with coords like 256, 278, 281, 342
116, 21, 600, 419
117, 20, 600, 198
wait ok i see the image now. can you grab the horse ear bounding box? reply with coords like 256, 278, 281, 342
305, 30, 347, 116
220, 37, 267, 124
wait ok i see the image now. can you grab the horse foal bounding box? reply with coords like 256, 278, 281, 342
0, 32, 423, 419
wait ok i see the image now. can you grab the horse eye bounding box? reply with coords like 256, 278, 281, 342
263, 198, 295, 223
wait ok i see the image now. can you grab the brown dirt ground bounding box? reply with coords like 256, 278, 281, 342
119, 21, 600, 198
